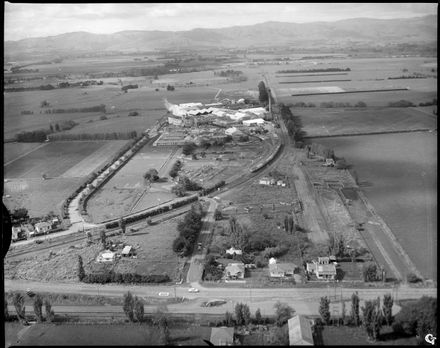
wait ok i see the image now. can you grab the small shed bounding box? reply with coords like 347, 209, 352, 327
288, 315, 314, 345
210, 327, 234, 346
121, 245, 133, 257
225, 247, 242, 256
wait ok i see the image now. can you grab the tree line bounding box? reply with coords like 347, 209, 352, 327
48, 131, 138, 141
277, 68, 351, 73
172, 202, 204, 256
43, 104, 106, 114
316, 293, 436, 344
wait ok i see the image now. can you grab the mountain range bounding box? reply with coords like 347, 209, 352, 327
5, 15, 437, 57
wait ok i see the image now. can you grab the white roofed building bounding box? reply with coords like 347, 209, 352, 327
243, 118, 265, 126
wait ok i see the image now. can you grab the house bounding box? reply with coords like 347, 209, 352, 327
225, 262, 245, 279
210, 327, 235, 346
22, 223, 35, 238
97, 250, 115, 263
268, 258, 298, 278
34, 221, 51, 235
306, 257, 337, 280
225, 247, 242, 256
277, 180, 287, 187
323, 158, 335, 167
121, 245, 134, 257
259, 177, 272, 185
12, 226, 26, 242
288, 315, 314, 345
243, 118, 265, 126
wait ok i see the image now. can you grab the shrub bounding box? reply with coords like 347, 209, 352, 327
128, 111, 139, 116
406, 272, 422, 283
100, 115, 108, 120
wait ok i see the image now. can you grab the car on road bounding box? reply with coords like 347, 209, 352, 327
188, 288, 199, 293
202, 299, 227, 307
158, 292, 169, 297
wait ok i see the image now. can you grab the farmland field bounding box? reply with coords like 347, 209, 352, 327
4, 142, 45, 164
3, 140, 128, 217
3, 177, 83, 218
113, 220, 185, 281
4, 141, 128, 178
87, 145, 176, 222
298, 107, 437, 137
314, 132, 437, 280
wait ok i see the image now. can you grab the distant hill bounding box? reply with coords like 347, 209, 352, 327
4, 15, 437, 57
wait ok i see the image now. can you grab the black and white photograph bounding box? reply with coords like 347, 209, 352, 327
3, 2, 437, 346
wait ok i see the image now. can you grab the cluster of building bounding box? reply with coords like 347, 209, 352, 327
154, 99, 272, 147
221, 247, 338, 283
12, 217, 61, 242
96, 245, 135, 263
259, 177, 287, 187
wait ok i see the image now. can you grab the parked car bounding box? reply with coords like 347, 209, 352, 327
158, 292, 169, 297
188, 288, 199, 293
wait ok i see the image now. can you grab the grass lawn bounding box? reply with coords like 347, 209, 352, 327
5, 321, 24, 348
319, 325, 418, 345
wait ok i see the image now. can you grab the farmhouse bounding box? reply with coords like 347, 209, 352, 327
259, 177, 276, 185
34, 221, 51, 235
121, 245, 134, 257
242, 118, 265, 127
225, 262, 245, 279
225, 247, 242, 256
268, 258, 298, 278
288, 315, 314, 345
97, 250, 115, 263
306, 257, 337, 280
210, 327, 235, 346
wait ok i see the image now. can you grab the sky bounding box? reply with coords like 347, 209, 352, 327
5, 2, 438, 41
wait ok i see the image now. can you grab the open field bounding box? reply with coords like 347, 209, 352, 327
314, 132, 437, 280
3, 141, 128, 217
4, 141, 127, 178
5, 219, 184, 282
3, 177, 83, 218
14, 324, 163, 346
298, 107, 437, 137
87, 145, 176, 222
112, 221, 185, 281
4, 142, 46, 165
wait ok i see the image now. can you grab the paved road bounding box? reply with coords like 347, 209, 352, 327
5, 279, 435, 317
186, 198, 218, 284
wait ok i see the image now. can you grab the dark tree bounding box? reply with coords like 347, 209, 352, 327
100, 230, 107, 246
143, 168, 159, 182
363, 263, 379, 282
255, 308, 262, 324
258, 81, 269, 104
225, 311, 234, 326
319, 296, 331, 325
274, 301, 294, 327
50, 124, 54, 133
134, 296, 144, 322
33, 294, 43, 322
214, 209, 223, 221
351, 292, 360, 326
77, 255, 85, 281
44, 299, 55, 323
13, 293, 26, 324
119, 218, 126, 234
383, 293, 394, 326
182, 143, 196, 156
123, 291, 135, 322
362, 299, 383, 342
55, 123, 60, 132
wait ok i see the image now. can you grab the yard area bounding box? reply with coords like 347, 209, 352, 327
319, 325, 418, 345
5, 219, 184, 283
87, 146, 177, 222
298, 107, 437, 137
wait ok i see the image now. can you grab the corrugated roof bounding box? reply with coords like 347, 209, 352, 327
288, 315, 314, 345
